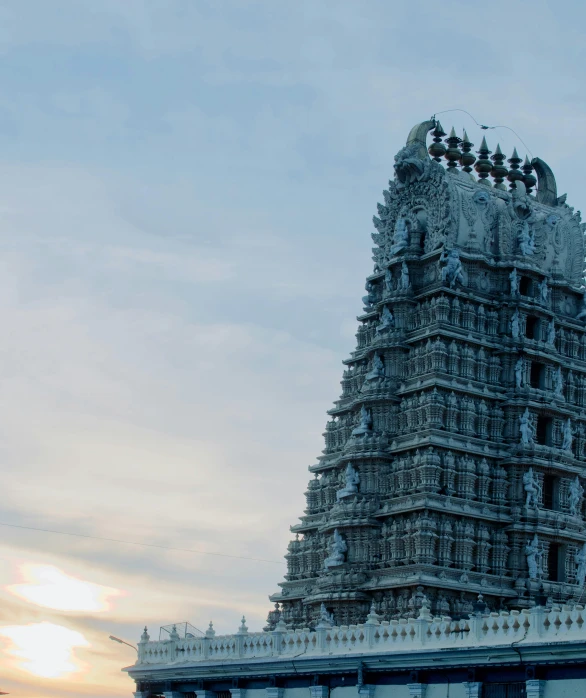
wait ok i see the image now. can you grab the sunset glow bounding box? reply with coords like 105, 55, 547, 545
0, 622, 89, 678
6, 564, 122, 612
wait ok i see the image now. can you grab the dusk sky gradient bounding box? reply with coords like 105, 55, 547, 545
0, 1, 584, 696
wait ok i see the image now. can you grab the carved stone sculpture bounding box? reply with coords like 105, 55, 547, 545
554, 366, 564, 399
525, 534, 542, 580
576, 543, 586, 586
398, 261, 411, 291
511, 309, 520, 340
519, 408, 535, 446
351, 405, 372, 436
538, 278, 549, 304
510, 267, 520, 296
547, 319, 556, 346
337, 463, 360, 501
568, 476, 584, 516
515, 356, 524, 389
518, 220, 536, 255
576, 291, 586, 321
523, 467, 541, 508
376, 306, 394, 333
562, 418, 573, 452
440, 248, 464, 288
324, 529, 347, 569
391, 215, 410, 255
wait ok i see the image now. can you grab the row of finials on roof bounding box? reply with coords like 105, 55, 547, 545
428, 122, 536, 193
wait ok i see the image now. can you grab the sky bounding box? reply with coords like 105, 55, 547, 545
0, 1, 584, 696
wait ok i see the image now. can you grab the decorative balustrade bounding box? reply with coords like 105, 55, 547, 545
135, 604, 586, 666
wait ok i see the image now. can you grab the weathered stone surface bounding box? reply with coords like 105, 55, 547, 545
268, 120, 586, 628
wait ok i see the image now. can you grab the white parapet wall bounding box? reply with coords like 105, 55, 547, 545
134, 604, 586, 667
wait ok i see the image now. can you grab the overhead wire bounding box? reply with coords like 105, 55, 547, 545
0, 521, 286, 565
431, 108, 534, 159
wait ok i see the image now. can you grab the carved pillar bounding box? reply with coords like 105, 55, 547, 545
525, 680, 546, 698
464, 684, 482, 698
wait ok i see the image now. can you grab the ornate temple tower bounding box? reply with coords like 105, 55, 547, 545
268, 120, 586, 628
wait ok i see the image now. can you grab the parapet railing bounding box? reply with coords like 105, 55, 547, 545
135, 604, 586, 666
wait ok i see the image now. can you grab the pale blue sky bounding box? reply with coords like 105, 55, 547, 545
0, 2, 584, 696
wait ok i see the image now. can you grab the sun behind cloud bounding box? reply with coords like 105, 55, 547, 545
6, 563, 123, 612
0, 621, 89, 678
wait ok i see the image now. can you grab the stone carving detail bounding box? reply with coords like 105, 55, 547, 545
568, 476, 584, 516
562, 418, 573, 452
519, 409, 535, 446
440, 248, 464, 288
271, 121, 586, 628
337, 463, 360, 501
576, 543, 586, 586
391, 215, 410, 255
523, 468, 541, 508
324, 529, 347, 569
526, 534, 543, 580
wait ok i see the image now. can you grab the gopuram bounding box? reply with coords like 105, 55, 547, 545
126, 120, 586, 698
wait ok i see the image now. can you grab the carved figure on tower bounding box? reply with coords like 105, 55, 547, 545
518, 220, 536, 255
364, 353, 385, 382
562, 418, 573, 452
519, 408, 535, 446
568, 476, 584, 516
554, 366, 564, 399
576, 291, 586, 321
523, 467, 541, 508
510, 267, 520, 296
337, 462, 360, 501
511, 309, 520, 339
376, 306, 394, 333
440, 248, 464, 288
576, 543, 586, 586
525, 534, 542, 580
547, 319, 556, 346
515, 356, 524, 389
324, 529, 347, 569
351, 405, 372, 436
538, 277, 549, 304
391, 215, 410, 255
398, 261, 410, 291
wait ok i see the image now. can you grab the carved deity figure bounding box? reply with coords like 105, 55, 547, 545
554, 366, 564, 399
518, 220, 536, 255
398, 261, 411, 291
324, 529, 347, 569
523, 467, 541, 508
352, 405, 372, 436
525, 534, 542, 580
384, 268, 393, 294
576, 543, 586, 586
337, 462, 360, 501
510, 267, 520, 296
577, 291, 586, 322
568, 476, 584, 516
376, 306, 395, 334
365, 353, 385, 382
391, 215, 410, 255
538, 278, 549, 305
318, 602, 334, 626
514, 356, 524, 389
440, 248, 464, 288
562, 418, 573, 452
511, 309, 521, 340
362, 281, 376, 308
519, 408, 535, 446
546, 319, 556, 346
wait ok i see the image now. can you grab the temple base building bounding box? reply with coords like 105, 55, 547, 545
125, 119, 586, 698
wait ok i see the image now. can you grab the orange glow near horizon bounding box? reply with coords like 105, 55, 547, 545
6, 563, 123, 612
0, 621, 89, 678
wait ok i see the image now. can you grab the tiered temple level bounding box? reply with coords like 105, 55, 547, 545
268, 119, 586, 629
